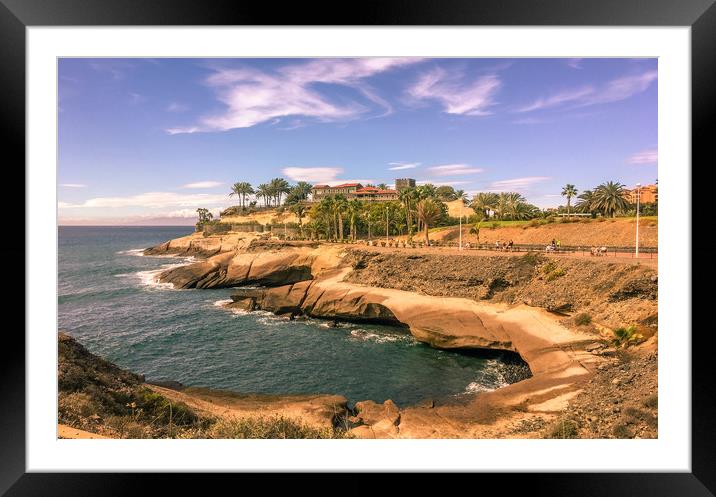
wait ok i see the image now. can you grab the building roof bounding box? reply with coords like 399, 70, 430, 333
312, 183, 363, 189
355, 187, 398, 195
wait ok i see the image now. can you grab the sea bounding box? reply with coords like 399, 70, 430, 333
58, 226, 528, 407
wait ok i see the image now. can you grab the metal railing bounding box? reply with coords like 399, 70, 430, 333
317, 239, 657, 257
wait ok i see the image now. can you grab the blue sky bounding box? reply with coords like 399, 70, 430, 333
58, 57, 658, 225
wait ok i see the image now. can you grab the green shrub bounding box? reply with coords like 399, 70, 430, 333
547, 418, 579, 439
546, 267, 566, 281
643, 394, 658, 409
208, 415, 352, 439
542, 261, 558, 275
139, 390, 198, 426
612, 325, 644, 348
521, 251, 543, 266
612, 423, 635, 439
491, 222, 500, 229
574, 313, 592, 326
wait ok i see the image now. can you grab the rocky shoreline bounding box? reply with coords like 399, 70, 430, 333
122, 232, 657, 438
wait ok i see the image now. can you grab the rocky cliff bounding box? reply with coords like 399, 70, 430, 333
140, 237, 657, 438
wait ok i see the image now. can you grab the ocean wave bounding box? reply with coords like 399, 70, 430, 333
116, 248, 146, 256
135, 268, 175, 289
458, 359, 510, 396
348, 329, 415, 344
462, 381, 496, 394
131, 256, 197, 290
213, 299, 233, 307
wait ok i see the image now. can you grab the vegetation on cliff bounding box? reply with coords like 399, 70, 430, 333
58, 332, 351, 439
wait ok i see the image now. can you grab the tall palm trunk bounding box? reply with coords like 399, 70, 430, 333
424, 224, 430, 245
338, 214, 344, 241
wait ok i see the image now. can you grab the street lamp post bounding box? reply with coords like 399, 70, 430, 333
459, 201, 463, 251
635, 183, 641, 258
386, 206, 389, 245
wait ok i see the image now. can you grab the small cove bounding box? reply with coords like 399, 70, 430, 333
59, 226, 531, 407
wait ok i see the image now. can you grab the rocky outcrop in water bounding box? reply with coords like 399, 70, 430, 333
159, 250, 316, 289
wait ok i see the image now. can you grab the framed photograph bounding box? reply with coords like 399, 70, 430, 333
4, 0, 713, 494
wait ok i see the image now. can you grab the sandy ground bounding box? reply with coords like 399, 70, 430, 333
58, 424, 109, 439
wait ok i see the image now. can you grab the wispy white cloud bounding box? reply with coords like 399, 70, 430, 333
417, 180, 471, 186
129, 92, 147, 104
512, 117, 552, 125
182, 181, 223, 189
406, 68, 501, 116
488, 176, 550, 191
517, 70, 657, 113
428, 164, 484, 176
60, 183, 87, 188
89, 61, 135, 80
627, 148, 658, 165
164, 207, 222, 218
388, 162, 420, 171
58, 192, 230, 210
167, 102, 188, 112
168, 58, 422, 134
282, 167, 343, 183
566, 58, 583, 69
281, 166, 375, 186
517, 87, 594, 113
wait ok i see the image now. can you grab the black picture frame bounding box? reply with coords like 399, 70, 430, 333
3, 0, 712, 495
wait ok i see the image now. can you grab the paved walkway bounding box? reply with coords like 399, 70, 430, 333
345, 243, 658, 267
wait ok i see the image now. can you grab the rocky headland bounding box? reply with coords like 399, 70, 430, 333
60, 231, 657, 439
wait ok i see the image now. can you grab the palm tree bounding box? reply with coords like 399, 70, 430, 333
436, 185, 457, 201
314, 197, 335, 239
256, 183, 271, 207
415, 198, 442, 245
347, 199, 363, 241
332, 194, 349, 241
290, 203, 308, 237
292, 181, 313, 201
561, 184, 578, 217
269, 177, 291, 206
455, 189, 468, 204
399, 187, 417, 235
575, 189, 595, 215
415, 183, 437, 200
504, 192, 528, 220
511, 201, 541, 220
471, 192, 499, 220
377, 183, 388, 190
593, 181, 629, 218
229, 182, 254, 209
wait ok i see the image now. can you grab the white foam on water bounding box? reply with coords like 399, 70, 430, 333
211, 298, 250, 315
135, 268, 176, 289
116, 248, 146, 256
462, 381, 496, 394
132, 254, 199, 290
348, 328, 414, 344
459, 359, 510, 395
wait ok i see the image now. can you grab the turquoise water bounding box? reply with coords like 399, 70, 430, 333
58, 226, 529, 406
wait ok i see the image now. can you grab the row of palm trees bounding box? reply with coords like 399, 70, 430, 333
303, 186, 447, 244
470, 192, 541, 221
469, 181, 647, 221
569, 181, 639, 218
225, 178, 645, 243
229, 178, 313, 208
